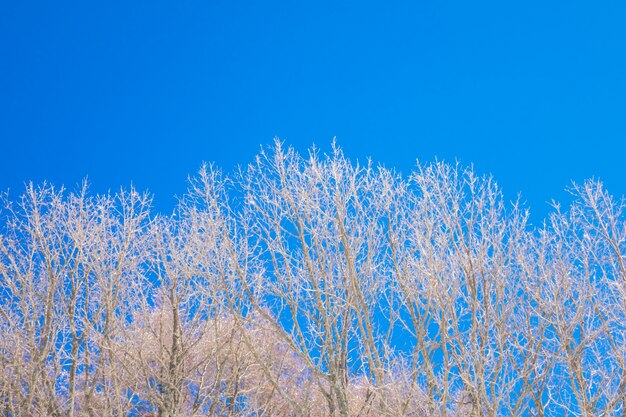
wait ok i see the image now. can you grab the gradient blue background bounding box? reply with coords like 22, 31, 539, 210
1, 1, 625, 223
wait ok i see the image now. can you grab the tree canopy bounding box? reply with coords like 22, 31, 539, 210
1, 142, 624, 416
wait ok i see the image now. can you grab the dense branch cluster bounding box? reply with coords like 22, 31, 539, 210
1, 143, 624, 416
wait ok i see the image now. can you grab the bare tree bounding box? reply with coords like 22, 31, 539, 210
1, 142, 624, 416
240, 142, 398, 417
0, 183, 151, 416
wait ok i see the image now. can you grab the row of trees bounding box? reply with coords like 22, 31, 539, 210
0, 142, 624, 416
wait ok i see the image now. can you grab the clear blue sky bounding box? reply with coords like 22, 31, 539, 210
1, 1, 624, 222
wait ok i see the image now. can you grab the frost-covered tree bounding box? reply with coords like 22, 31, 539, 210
0, 142, 624, 416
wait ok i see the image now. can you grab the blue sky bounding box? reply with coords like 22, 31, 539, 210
1, 0, 624, 223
